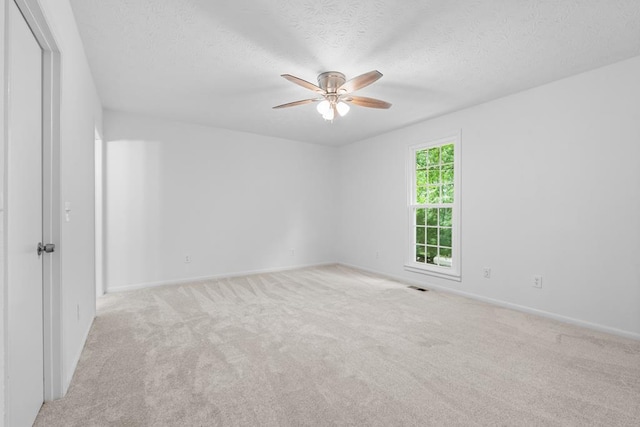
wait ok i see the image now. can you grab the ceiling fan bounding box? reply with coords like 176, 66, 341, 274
273, 70, 391, 121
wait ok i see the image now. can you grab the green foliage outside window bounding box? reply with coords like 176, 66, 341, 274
414, 143, 454, 267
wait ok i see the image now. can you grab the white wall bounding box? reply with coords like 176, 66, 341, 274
104, 110, 337, 291
339, 56, 640, 338
1, 1, 102, 420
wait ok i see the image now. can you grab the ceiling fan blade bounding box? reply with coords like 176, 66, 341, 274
344, 95, 392, 109
338, 70, 383, 94
281, 74, 324, 93
272, 98, 320, 109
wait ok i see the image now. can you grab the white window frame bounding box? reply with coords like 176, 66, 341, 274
404, 132, 461, 281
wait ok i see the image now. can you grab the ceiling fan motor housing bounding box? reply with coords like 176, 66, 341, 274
317, 71, 346, 93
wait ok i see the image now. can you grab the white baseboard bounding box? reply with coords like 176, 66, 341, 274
63, 314, 95, 394
106, 261, 338, 294
339, 263, 640, 341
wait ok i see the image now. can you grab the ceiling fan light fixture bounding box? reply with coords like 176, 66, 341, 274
322, 108, 335, 121
316, 100, 330, 115
336, 101, 350, 117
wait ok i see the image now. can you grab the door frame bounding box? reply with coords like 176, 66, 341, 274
95, 129, 104, 298
1, 0, 63, 417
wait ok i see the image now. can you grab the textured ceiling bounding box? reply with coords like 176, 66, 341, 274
70, 0, 640, 146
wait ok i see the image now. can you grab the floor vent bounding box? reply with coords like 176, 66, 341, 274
408, 285, 428, 292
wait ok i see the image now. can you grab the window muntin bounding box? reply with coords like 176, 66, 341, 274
407, 134, 460, 279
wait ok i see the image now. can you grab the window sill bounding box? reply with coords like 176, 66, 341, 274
404, 263, 461, 282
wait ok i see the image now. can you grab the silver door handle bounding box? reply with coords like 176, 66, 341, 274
37, 242, 55, 256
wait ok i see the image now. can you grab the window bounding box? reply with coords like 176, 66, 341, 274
405, 133, 461, 280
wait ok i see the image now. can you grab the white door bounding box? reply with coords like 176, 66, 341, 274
7, 1, 45, 425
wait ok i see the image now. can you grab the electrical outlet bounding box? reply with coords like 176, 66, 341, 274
184, 254, 191, 264
532, 275, 542, 288
376, 251, 379, 259
483, 268, 491, 279
289, 248, 295, 257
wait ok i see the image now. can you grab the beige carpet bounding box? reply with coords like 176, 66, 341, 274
35, 265, 640, 426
